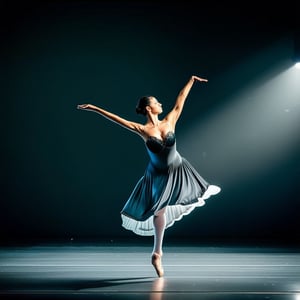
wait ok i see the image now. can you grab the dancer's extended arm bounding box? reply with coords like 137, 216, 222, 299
77, 103, 144, 136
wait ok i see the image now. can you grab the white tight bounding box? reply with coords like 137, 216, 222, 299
152, 207, 166, 256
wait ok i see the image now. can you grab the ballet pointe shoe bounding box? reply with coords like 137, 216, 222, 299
151, 252, 164, 277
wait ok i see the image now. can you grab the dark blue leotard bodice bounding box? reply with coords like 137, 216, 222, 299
145, 132, 182, 171
146, 131, 176, 153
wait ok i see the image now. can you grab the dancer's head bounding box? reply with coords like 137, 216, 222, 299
136, 96, 162, 116
136, 96, 152, 115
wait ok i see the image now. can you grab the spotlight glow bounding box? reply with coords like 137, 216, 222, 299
180, 55, 300, 187
295, 62, 300, 69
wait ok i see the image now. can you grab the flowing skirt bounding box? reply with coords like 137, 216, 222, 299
120, 156, 221, 236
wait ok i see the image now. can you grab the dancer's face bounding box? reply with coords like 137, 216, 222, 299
148, 97, 163, 114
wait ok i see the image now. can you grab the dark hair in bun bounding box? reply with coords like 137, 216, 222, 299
136, 96, 152, 116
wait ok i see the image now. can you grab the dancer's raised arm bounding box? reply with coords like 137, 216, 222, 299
165, 75, 208, 127
77, 103, 144, 136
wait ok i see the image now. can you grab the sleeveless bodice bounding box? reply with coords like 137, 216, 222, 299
146, 131, 176, 153
145, 132, 181, 170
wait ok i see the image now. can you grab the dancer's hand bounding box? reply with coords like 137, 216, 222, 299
77, 104, 91, 110
192, 75, 208, 82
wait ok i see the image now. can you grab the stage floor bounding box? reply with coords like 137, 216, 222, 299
0, 242, 299, 299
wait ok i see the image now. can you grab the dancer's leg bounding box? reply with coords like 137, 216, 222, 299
153, 207, 166, 255
151, 207, 166, 277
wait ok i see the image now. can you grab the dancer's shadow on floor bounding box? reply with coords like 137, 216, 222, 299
71, 276, 154, 291
1, 276, 155, 291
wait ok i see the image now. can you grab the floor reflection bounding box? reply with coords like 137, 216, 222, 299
150, 277, 165, 300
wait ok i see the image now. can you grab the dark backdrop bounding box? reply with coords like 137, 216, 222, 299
1, 0, 299, 245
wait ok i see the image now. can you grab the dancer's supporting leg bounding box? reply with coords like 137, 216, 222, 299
151, 207, 166, 277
